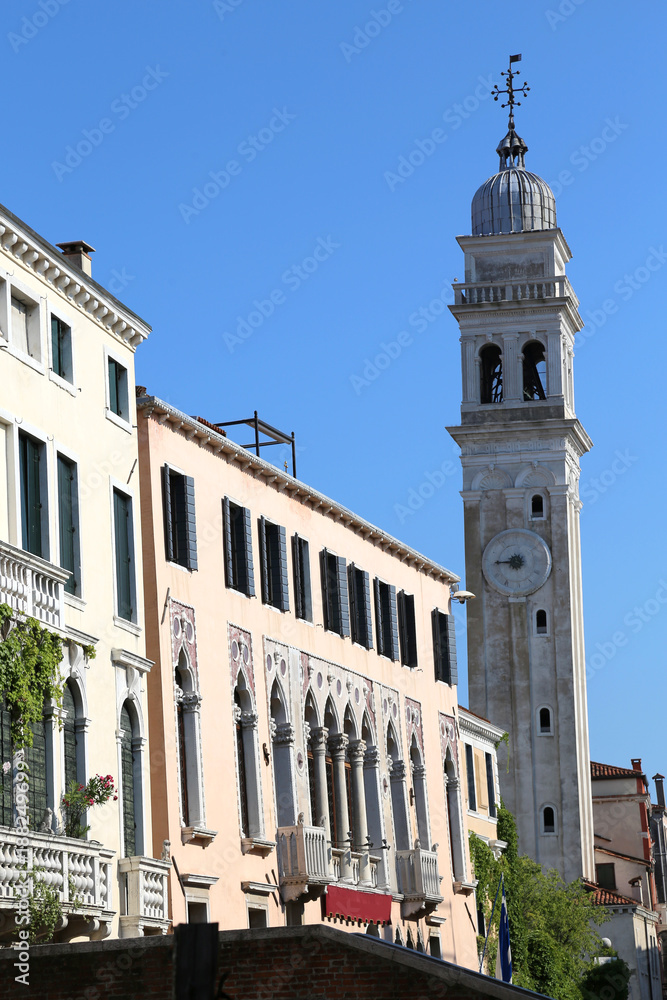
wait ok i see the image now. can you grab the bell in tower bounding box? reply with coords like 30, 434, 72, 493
447, 55, 595, 884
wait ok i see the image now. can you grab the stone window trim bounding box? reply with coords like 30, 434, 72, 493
537, 705, 554, 736
541, 803, 558, 836
115, 693, 147, 857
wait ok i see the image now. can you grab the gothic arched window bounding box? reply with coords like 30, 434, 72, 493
536, 610, 548, 635
523, 341, 547, 400
480, 345, 503, 403
25, 714, 48, 831
63, 681, 83, 791
175, 650, 204, 830
270, 679, 296, 828
387, 724, 410, 852
410, 737, 430, 847
120, 702, 137, 856
542, 805, 556, 834
539, 707, 552, 734
233, 673, 262, 839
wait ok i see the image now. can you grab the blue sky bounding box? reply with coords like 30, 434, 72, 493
4, 2, 665, 794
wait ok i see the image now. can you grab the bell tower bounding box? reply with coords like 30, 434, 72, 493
447, 57, 594, 883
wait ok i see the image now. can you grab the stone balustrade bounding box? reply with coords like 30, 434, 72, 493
453, 276, 572, 306
0, 540, 69, 630
395, 846, 443, 916
118, 855, 171, 937
277, 823, 331, 902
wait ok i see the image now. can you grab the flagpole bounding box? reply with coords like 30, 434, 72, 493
478, 874, 503, 974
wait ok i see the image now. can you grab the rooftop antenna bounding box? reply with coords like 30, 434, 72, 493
491, 53, 530, 130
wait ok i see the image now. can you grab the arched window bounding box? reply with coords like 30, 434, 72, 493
120, 703, 137, 856
536, 610, 548, 635
25, 714, 48, 831
0, 700, 12, 826
233, 672, 261, 839
175, 650, 205, 830
410, 737, 430, 847
387, 724, 410, 852
63, 681, 83, 792
235, 689, 249, 835
523, 341, 547, 400
444, 747, 466, 881
539, 707, 552, 734
270, 679, 296, 828
480, 345, 503, 404
531, 494, 544, 518
542, 805, 556, 834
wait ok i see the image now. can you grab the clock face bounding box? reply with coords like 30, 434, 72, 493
482, 529, 552, 596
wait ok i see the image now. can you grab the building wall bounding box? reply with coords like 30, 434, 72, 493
138, 399, 479, 968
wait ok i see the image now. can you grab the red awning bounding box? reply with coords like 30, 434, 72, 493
324, 886, 392, 925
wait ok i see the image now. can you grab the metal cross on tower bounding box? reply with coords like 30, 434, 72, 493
491, 54, 530, 128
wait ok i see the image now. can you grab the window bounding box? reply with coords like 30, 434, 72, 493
113, 488, 135, 622
63, 682, 83, 792
523, 341, 547, 400
51, 315, 72, 382
432, 610, 458, 685
465, 744, 476, 811
536, 609, 548, 635
542, 805, 556, 834
120, 703, 137, 856
596, 863, 616, 891
321, 549, 349, 637
539, 707, 552, 734
429, 935, 442, 959
258, 517, 288, 611
374, 579, 398, 660
108, 356, 129, 420
11, 293, 40, 360
0, 700, 12, 826
233, 674, 262, 838
187, 901, 209, 923
485, 752, 497, 818
531, 494, 544, 518
162, 466, 198, 570
480, 344, 502, 403
248, 907, 268, 928
57, 455, 80, 595
292, 535, 312, 622
398, 591, 417, 667
223, 498, 255, 596
25, 716, 48, 831
175, 650, 205, 831
348, 564, 372, 649
19, 432, 47, 558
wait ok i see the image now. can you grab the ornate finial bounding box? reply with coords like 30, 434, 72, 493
491, 53, 530, 130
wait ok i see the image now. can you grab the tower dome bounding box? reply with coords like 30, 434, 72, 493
471, 124, 556, 236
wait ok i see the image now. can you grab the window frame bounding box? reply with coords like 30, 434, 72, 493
537, 705, 553, 736
258, 516, 289, 612
374, 578, 399, 661
162, 464, 198, 571
18, 428, 50, 560
320, 549, 349, 638
485, 752, 497, 819
465, 743, 477, 812
432, 608, 458, 685
292, 534, 312, 622
222, 497, 255, 597
50, 312, 74, 385
56, 451, 81, 596
397, 590, 418, 667
104, 347, 132, 431
111, 483, 138, 625
541, 804, 558, 835
8, 280, 43, 370
348, 563, 373, 650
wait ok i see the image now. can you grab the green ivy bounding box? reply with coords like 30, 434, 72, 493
19, 867, 84, 943
0, 603, 95, 749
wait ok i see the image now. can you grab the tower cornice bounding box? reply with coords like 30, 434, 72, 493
447, 417, 593, 458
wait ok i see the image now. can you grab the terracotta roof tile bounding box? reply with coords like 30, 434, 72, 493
591, 761, 642, 780
583, 881, 639, 907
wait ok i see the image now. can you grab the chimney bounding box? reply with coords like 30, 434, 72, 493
654, 774, 666, 809
632, 758, 642, 772
56, 240, 95, 277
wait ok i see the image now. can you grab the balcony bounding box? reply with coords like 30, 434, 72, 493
0, 827, 114, 941
452, 276, 575, 307
395, 846, 443, 917
276, 824, 331, 902
118, 856, 171, 937
0, 540, 69, 630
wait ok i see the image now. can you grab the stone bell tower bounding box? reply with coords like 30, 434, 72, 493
447, 57, 595, 883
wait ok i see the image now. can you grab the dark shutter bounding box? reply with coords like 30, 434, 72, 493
51, 316, 61, 375
242, 507, 255, 596
465, 744, 476, 812
362, 571, 373, 650
347, 564, 357, 642
20, 433, 43, 557
184, 476, 197, 570
258, 517, 269, 604
222, 498, 233, 587
120, 705, 136, 857
337, 556, 349, 637
398, 592, 417, 667
320, 550, 331, 631
278, 525, 289, 611
162, 466, 174, 561
432, 610, 457, 685
432, 609, 444, 682
0, 701, 12, 827
292, 535, 303, 617
295, 537, 312, 622
388, 585, 399, 661
63, 684, 78, 791
445, 613, 458, 686
373, 577, 382, 654
108, 358, 119, 415
485, 753, 497, 818
114, 490, 133, 621
57, 455, 77, 594
25, 718, 47, 831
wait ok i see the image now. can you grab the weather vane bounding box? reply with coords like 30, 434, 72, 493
491, 54, 530, 128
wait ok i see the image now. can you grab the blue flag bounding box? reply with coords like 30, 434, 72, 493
497, 877, 513, 983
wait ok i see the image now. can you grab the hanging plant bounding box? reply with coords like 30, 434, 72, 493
62, 774, 117, 839
0, 603, 95, 748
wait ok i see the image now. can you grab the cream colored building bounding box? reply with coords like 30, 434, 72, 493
0, 211, 169, 940
459, 707, 505, 855
138, 393, 484, 966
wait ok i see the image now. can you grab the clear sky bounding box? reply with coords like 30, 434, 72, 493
4, 2, 665, 793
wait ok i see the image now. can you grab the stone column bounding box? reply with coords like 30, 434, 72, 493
273, 722, 297, 828
349, 739, 370, 883
502, 333, 521, 401
328, 733, 352, 879
309, 727, 330, 839
363, 747, 389, 889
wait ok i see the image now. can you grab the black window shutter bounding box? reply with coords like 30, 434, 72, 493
300, 538, 312, 622
278, 525, 289, 611
242, 507, 255, 596
373, 577, 383, 655
363, 571, 373, 650
398, 591, 407, 664
320, 549, 331, 631
445, 613, 458, 686
348, 564, 357, 643
465, 744, 476, 812
432, 608, 444, 682
120, 705, 136, 857
162, 467, 174, 562
63, 684, 78, 790
388, 585, 399, 661
258, 516, 269, 603
222, 498, 233, 588
337, 556, 349, 637
292, 535, 303, 616
184, 476, 197, 570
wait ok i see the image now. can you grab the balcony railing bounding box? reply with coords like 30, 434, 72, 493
118, 855, 171, 937
277, 823, 331, 902
396, 847, 443, 914
453, 276, 574, 307
0, 540, 69, 630
0, 827, 114, 940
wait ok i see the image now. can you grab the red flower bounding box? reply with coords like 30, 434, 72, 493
113, 795, 118, 801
